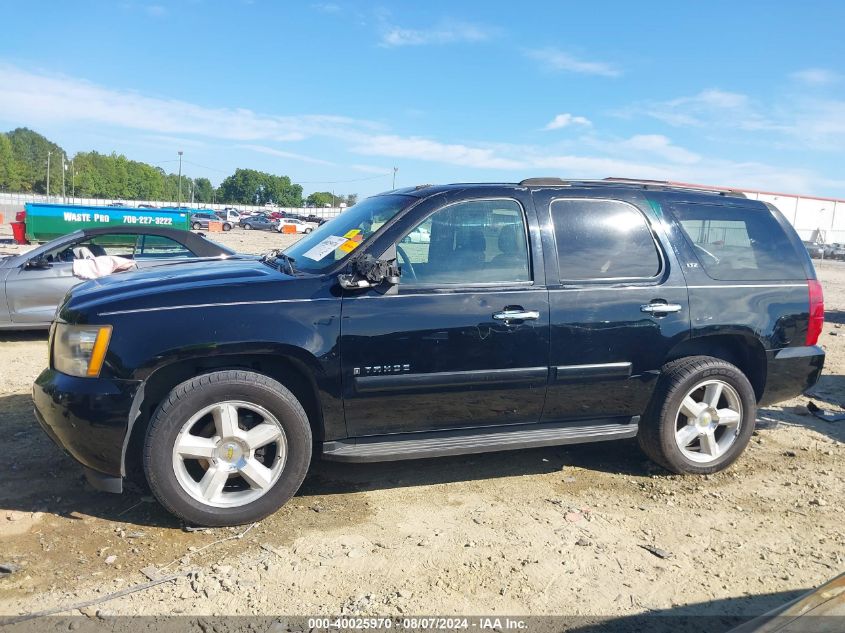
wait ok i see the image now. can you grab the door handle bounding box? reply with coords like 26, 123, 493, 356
493, 309, 540, 321
640, 303, 683, 314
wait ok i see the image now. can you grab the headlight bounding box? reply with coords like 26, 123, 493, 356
53, 324, 112, 378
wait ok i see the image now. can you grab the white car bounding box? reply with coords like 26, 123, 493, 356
402, 226, 431, 243
278, 218, 317, 234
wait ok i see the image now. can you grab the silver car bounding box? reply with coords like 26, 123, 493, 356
0, 226, 237, 329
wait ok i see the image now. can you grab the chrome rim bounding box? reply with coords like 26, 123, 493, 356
674, 379, 742, 464
171, 401, 287, 508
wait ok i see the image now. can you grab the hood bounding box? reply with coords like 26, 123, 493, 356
64, 257, 298, 316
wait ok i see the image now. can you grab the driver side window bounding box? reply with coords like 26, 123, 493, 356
397, 199, 530, 285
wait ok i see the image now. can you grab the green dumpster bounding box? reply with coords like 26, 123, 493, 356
23, 203, 192, 242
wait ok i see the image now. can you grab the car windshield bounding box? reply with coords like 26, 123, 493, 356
280, 194, 415, 272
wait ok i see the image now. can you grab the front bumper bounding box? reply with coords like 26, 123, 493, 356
32, 368, 142, 488
759, 345, 825, 406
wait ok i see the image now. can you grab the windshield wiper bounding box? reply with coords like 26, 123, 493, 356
261, 250, 297, 275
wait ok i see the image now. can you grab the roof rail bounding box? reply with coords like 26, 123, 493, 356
518, 177, 570, 186
603, 177, 747, 198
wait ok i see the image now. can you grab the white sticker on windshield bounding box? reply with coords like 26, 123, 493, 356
301, 235, 348, 261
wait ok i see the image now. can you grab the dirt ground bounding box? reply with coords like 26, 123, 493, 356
0, 225, 843, 623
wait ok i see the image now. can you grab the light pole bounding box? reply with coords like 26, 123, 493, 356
177, 150, 183, 208
392, 166, 398, 189
46, 151, 52, 202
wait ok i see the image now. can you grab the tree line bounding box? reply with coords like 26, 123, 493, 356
0, 128, 358, 207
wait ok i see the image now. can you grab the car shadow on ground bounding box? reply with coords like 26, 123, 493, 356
303, 438, 654, 498
0, 330, 47, 343
3, 382, 842, 528
563, 588, 812, 633
2, 388, 657, 528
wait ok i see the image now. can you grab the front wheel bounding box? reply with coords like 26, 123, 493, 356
304, 227, 312, 234
192, 222, 201, 230
243, 223, 252, 230
143, 370, 312, 526
638, 356, 756, 475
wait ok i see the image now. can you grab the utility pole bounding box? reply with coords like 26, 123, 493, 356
61, 154, 66, 203
190, 181, 195, 205
392, 166, 398, 189
46, 151, 52, 202
71, 159, 75, 202
177, 150, 183, 208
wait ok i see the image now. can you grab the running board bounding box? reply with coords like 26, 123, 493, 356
322, 418, 639, 462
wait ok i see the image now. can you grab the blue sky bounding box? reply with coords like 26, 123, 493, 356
2, 1, 845, 198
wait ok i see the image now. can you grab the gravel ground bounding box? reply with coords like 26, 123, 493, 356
0, 225, 842, 623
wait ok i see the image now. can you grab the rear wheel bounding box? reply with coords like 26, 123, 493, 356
638, 356, 756, 474
143, 370, 312, 526
192, 222, 201, 230
223, 223, 232, 232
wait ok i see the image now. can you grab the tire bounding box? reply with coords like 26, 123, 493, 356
192, 222, 201, 230
143, 370, 312, 526
223, 223, 232, 232
243, 223, 252, 230
637, 356, 756, 475
304, 228, 312, 234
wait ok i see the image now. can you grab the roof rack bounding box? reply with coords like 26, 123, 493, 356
518, 177, 570, 186
602, 177, 747, 198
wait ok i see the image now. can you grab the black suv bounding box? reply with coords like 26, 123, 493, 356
33, 179, 825, 526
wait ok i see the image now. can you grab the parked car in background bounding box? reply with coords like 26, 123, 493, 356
138, 204, 158, 209
0, 226, 237, 329
828, 243, 845, 260
190, 212, 232, 231
402, 225, 431, 243
278, 217, 316, 233
32, 178, 824, 526
802, 240, 825, 259
305, 214, 328, 226
215, 209, 242, 224
238, 213, 277, 231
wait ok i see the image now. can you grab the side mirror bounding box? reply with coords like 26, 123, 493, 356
25, 256, 52, 270
338, 254, 400, 290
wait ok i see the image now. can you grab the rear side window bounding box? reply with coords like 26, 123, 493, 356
669, 202, 806, 280
551, 199, 661, 281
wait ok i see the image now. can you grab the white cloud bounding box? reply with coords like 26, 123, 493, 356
0, 64, 377, 143
351, 134, 524, 170
380, 21, 494, 47
311, 2, 341, 14
543, 113, 592, 130
239, 144, 336, 166
350, 164, 391, 174
614, 134, 700, 165
791, 68, 841, 86
627, 89, 773, 130
0, 63, 839, 198
525, 47, 620, 77
145, 4, 166, 18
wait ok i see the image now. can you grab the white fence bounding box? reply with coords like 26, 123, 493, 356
0, 192, 346, 223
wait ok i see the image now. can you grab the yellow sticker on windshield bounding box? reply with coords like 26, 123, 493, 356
339, 239, 360, 253
343, 229, 361, 239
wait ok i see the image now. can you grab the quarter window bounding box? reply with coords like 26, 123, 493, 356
397, 199, 530, 285
669, 202, 806, 280
551, 199, 661, 281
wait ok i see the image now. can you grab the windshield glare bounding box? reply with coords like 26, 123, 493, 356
282, 194, 414, 272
